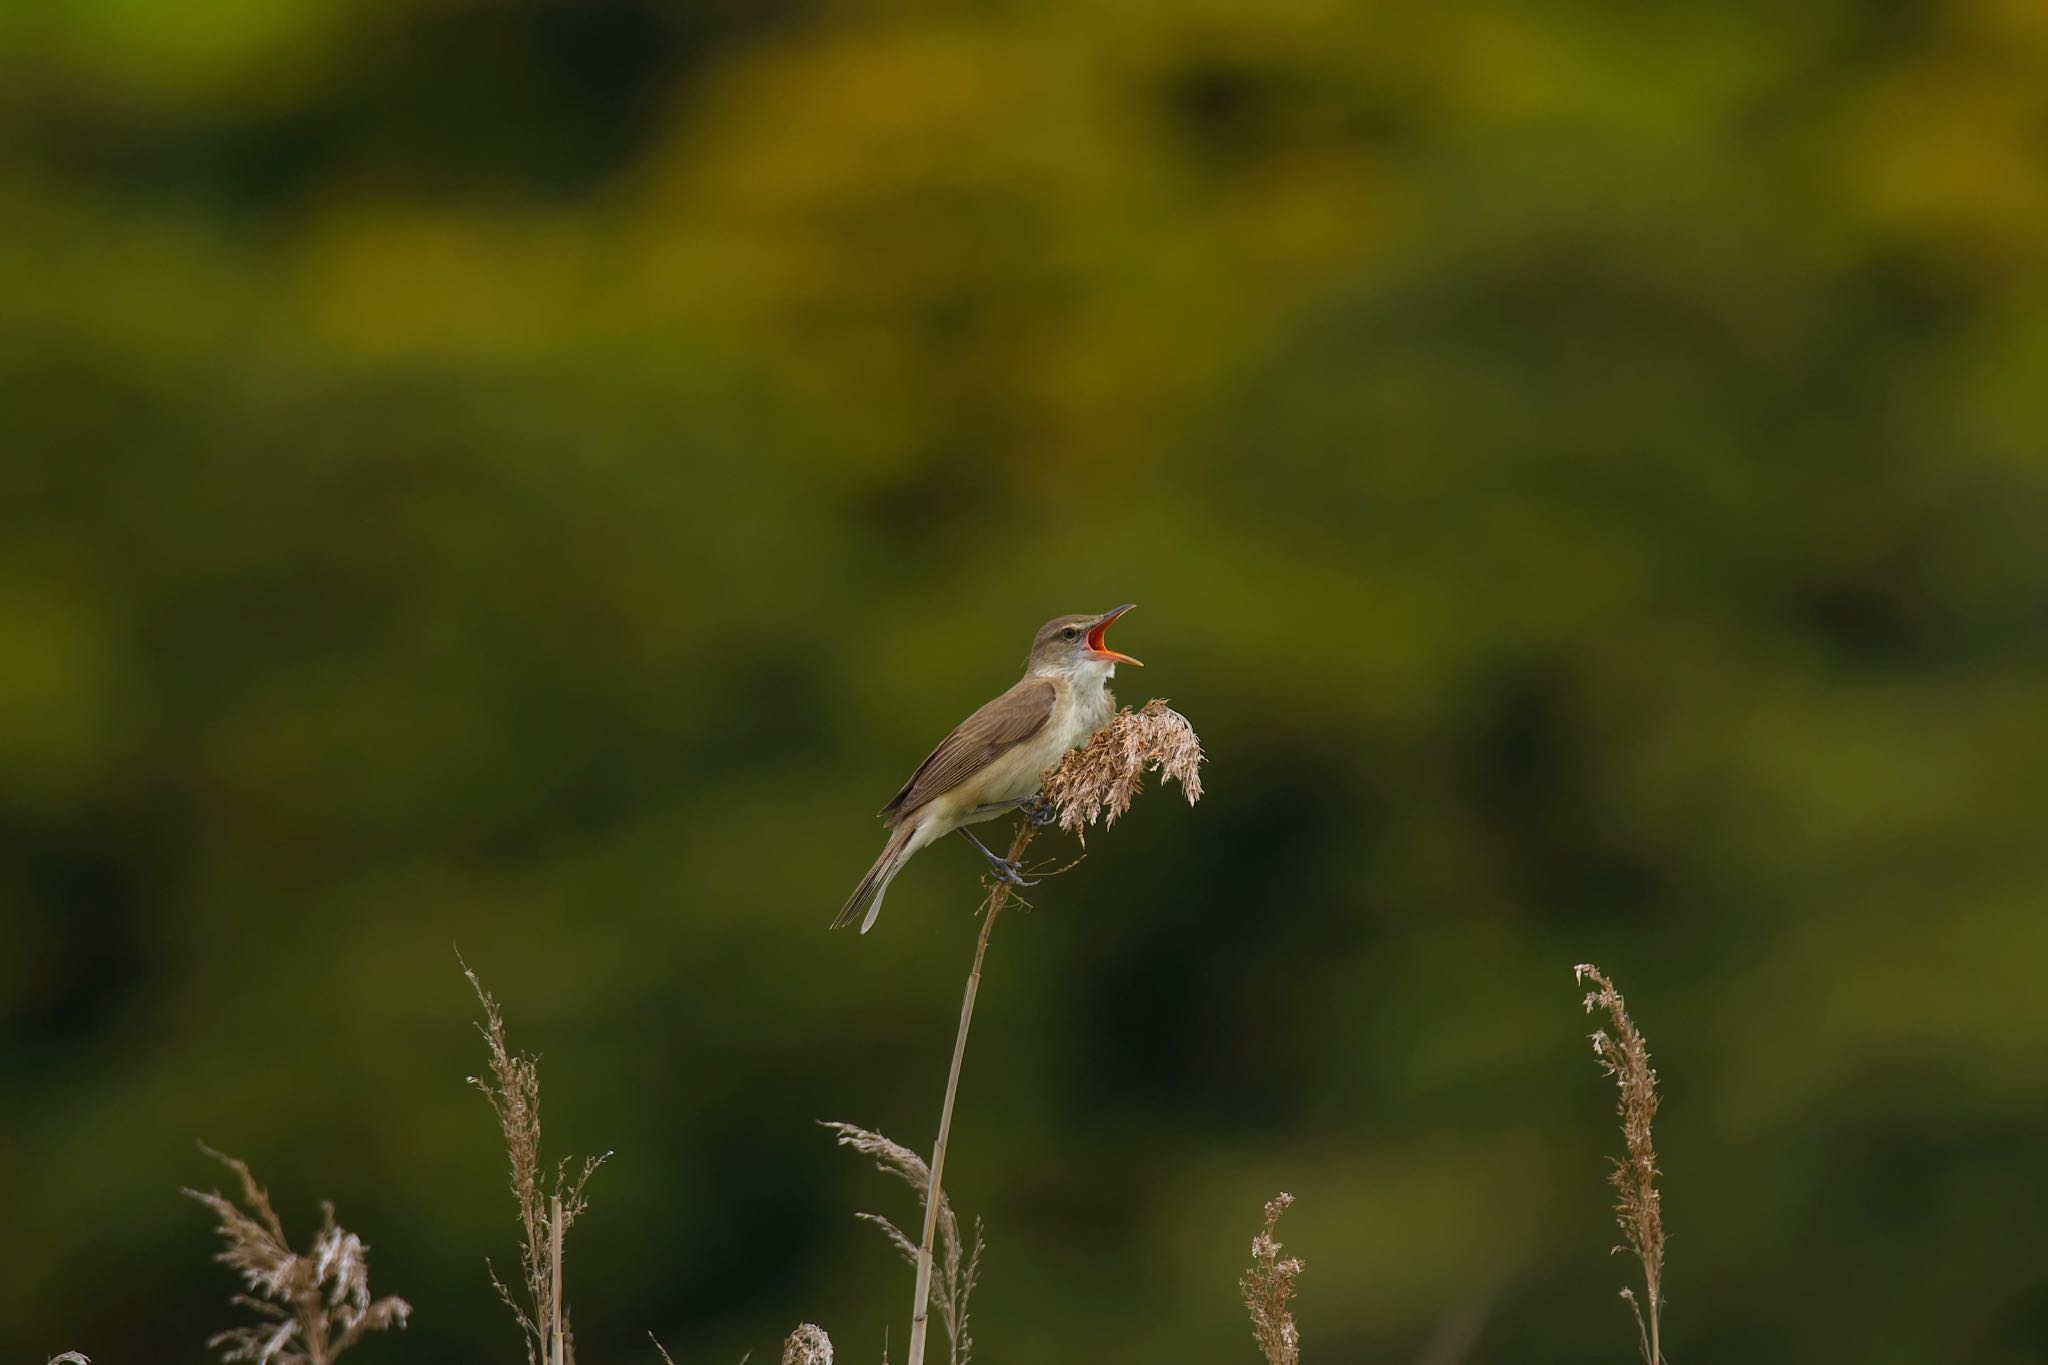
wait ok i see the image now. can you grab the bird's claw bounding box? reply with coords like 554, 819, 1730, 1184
959, 822, 1042, 886
1024, 795, 1057, 828
986, 857, 1038, 888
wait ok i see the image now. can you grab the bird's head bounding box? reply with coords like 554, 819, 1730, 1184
1029, 604, 1143, 678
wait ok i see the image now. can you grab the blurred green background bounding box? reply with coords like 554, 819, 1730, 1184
5, 0, 2048, 1361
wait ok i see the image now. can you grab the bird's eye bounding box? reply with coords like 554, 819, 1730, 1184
1061, 627, 1078, 640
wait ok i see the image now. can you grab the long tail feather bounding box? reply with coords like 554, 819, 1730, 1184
832, 820, 919, 933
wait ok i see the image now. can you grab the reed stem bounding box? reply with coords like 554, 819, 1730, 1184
906, 821, 1035, 1365
549, 1193, 564, 1365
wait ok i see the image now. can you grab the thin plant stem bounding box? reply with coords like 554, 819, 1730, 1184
907, 821, 1034, 1365
550, 1193, 564, 1365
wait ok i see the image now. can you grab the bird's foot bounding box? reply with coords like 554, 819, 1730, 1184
982, 854, 1039, 888
1024, 794, 1057, 828
958, 824, 1041, 886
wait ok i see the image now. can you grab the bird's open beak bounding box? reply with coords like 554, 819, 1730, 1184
1086, 604, 1143, 667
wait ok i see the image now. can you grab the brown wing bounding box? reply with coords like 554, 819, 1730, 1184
880, 677, 1056, 823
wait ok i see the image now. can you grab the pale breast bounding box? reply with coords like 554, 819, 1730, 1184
1056, 677, 1118, 749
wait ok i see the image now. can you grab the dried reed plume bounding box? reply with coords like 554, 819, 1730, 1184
899, 700, 1203, 1365
1575, 964, 1665, 1365
464, 958, 610, 1365
1239, 1193, 1303, 1365
823, 1123, 982, 1365
782, 1323, 834, 1365
184, 1145, 411, 1365
1039, 699, 1205, 842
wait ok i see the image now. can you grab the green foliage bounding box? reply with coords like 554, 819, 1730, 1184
4, 2, 2046, 1362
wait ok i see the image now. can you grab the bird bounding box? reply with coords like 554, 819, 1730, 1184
833, 605, 1143, 933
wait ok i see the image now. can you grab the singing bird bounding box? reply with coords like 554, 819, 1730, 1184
833, 605, 1143, 933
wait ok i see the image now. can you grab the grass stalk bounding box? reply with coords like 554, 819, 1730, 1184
463, 957, 607, 1365
549, 1193, 565, 1365
906, 821, 1035, 1365
1575, 964, 1666, 1365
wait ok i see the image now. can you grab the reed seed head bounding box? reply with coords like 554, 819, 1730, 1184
1239, 1192, 1303, 1365
1041, 699, 1205, 843
184, 1146, 411, 1364
782, 1324, 834, 1365
1576, 963, 1666, 1364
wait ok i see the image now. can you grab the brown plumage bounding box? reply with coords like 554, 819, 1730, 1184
879, 678, 1055, 826
833, 607, 1141, 933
